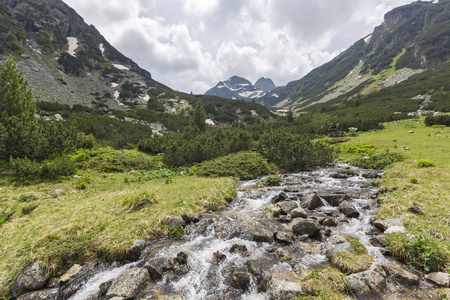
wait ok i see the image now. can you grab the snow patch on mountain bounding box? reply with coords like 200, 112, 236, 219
67, 37, 78, 56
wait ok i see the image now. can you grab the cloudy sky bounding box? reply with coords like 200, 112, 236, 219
63, 0, 414, 94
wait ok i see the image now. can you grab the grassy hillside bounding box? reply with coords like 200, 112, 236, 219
338, 118, 449, 266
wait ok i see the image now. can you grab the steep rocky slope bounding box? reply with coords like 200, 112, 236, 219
257, 0, 450, 112
0, 0, 169, 110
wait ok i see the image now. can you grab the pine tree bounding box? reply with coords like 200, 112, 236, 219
0, 57, 36, 126
190, 102, 207, 132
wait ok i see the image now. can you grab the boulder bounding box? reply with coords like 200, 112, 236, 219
277, 201, 298, 215
17, 288, 59, 300
106, 268, 150, 299
230, 270, 252, 291
408, 205, 423, 214
301, 193, 323, 210
322, 217, 338, 227
213, 251, 227, 264
324, 235, 353, 259
271, 192, 288, 203
15, 260, 52, 293
230, 244, 248, 255
338, 201, 360, 218
269, 271, 303, 300
180, 213, 191, 224
273, 248, 292, 261
292, 218, 322, 238
163, 217, 185, 228
126, 240, 146, 261
271, 206, 282, 218
384, 226, 406, 234
426, 272, 450, 288
59, 264, 83, 283
362, 171, 380, 179
277, 214, 292, 223
291, 208, 307, 219
345, 264, 386, 295
320, 193, 351, 207
369, 236, 387, 248
242, 225, 274, 243
372, 219, 402, 232
143, 261, 162, 281
274, 231, 294, 245
382, 265, 420, 286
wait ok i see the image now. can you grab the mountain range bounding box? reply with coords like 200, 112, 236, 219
0, 0, 449, 123
205, 76, 276, 101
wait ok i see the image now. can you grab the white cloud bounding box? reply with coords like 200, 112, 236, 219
63, 0, 414, 94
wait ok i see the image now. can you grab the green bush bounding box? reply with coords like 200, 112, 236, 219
74, 176, 91, 190
417, 159, 435, 168
263, 175, 282, 186
387, 233, 449, 273
351, 151, 404, 169
409, 177, 419, 184
425, 115, 450, 127
197, 151, 276, 180
257, 128, 336, 171
18, 194, 38, 202
163, 127, 253, 167
10, 155, 76, 178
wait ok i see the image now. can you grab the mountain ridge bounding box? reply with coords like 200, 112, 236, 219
205, 75, 276, 101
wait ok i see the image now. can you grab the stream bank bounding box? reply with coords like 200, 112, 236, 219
15, 165, 449, 299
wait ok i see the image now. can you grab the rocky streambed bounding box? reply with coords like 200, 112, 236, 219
14, 165, 449, 300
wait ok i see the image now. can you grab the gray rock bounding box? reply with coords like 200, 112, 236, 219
301, 193, 323, 210
230, 244, 248, 255
382, 265, 420, 286
15, 260, 52, 293
143, 261, 162, 281
408, 206, 423, 214
106, 268, 150, 298
164, 217, 185, 228
213, 251, 227, 264
269, 271, 303, 300
242, 225, 274, 243
425, 272, 450, 288
230, 270, 252, 291
277, 214, 292, 223
324, 235, 353, 259
372, 218, 402, 232
362, 171, 380, 179
58, 264, 83, 283
322, 217, 338, 227
271, 206, 282, 218
338, 201, 360, 218
291, 207, 308, 219
277, 201, 298, 215
320, 193, 351, 206
345, 264, 386, 295
126, 240, 146, 261
291, 218, 322, 238
180, 213, 191, 224
17, 288, 59, 300
271, 192, 288, 203
369, 236, 387, 248
274, 231, 294, 245
384, 226, 406, 234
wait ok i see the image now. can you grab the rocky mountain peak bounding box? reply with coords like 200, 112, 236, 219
254, 77, 276, 92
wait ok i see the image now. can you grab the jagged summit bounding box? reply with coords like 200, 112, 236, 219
254, 77, 276, 92
205, 75, 276, 101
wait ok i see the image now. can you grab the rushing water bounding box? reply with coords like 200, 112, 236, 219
66, 165, 435, 300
